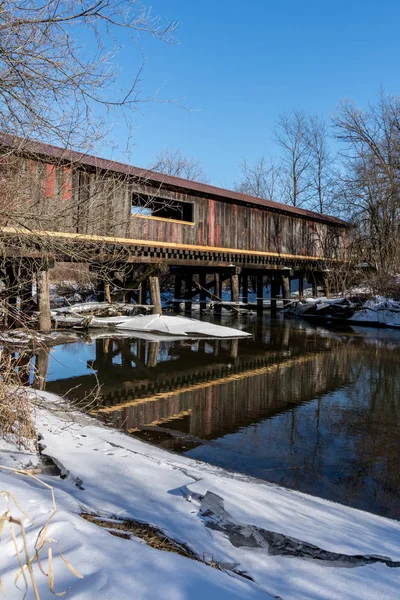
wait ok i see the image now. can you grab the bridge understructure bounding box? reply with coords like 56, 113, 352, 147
0, 137, 349, 327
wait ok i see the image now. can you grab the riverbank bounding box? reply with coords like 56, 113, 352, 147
1, 391, 400, 599
285, 295, 400, 328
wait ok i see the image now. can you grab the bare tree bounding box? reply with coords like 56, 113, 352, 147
307, 115, 337, 214
0, 1, 180, 334
274, 109, 313, 208
0, 1, 178, 149
235, 156, 280, 200
334, 92, 400, 272
151, 148, 208, 182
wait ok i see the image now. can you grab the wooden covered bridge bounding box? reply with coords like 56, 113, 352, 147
0, 136, 348, 325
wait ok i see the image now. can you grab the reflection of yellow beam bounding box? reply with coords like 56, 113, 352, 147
0, 226, 344, 262
128, 409, 192, 432
94, 352, 323, 415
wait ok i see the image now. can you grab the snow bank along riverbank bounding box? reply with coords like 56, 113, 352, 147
1, 392, 400, 599
286, 295, 400, 328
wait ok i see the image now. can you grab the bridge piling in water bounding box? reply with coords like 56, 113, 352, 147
298, 272, 304, 300
282, 273, 291, 307
37, 269, 51, 333
231, 273, 240, 304
149, 276, 162, 315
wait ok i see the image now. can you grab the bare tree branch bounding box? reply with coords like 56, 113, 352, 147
0, 1, 178, 149
151, 148, 208, 183
334, 92, 400, 271
234, 156, 280, 200
274, 109, 313, 208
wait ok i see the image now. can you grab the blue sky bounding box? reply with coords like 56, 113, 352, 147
102, 0, 400, 188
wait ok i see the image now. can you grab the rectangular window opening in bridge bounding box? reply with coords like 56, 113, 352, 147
131, 193, 194, 224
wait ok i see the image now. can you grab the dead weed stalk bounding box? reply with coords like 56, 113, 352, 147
0, 466, 83, 599
0, 349, 36, 449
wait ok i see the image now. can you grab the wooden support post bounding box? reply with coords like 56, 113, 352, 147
136, 339, 145, 363
20, 284, 32, 313
324, 274, 331, 298
231, 273, 240, 304
96, 279, 105, 302
257, 273, 264, 312
147, 342, 159, 368
105, 282, 112, 304
120, 283, 127, 304
139, 278, 148, 305
103, 338, 111, 361
242, 273, 248, 304
185, 274, 193, 313
298, 272, 304, 300
230, 338, 239, 360
33, 348, 49, 390
174, 274, 182, 311
312, 278, 318, 298
199, 272, 207, 311
149, 276, 162, 315
282, 274, 291, 307
138, 282, 144, 305
283, 318, 290, 347
270, 276, 279, 316
20, 267, 33, 315
121, 340, 133, 368
214, 273, 222, 299
37, 270, 52, 333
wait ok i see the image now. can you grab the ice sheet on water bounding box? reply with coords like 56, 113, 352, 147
114, 314, 252, 338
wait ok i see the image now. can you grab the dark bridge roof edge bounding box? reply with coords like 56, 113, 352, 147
0, 134, 348, 227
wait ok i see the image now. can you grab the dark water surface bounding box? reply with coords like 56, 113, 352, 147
37, 314, 400, 520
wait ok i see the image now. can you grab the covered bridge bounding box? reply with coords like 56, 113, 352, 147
0, 136, 348, 318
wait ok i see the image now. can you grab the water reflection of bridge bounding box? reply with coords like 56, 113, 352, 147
44, 323, 353, 441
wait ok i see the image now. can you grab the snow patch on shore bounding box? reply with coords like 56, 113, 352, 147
1, 392, 400, 599
287, 295, 400, 328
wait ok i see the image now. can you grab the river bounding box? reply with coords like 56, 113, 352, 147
34, 313, 400, 520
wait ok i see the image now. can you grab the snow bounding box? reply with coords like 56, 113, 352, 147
0, 330, 46, 345
1, 391, 400, 599
51, 302, 135, 315
349, 297, 400, 327
114, 314, 252, 338
287, 295, 400, 328
50, 304, 251, 338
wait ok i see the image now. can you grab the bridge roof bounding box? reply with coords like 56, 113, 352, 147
1, 135, 348, 227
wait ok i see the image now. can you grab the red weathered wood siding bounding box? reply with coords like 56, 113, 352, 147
129, 194, 345, 259
10, 158, 347, 260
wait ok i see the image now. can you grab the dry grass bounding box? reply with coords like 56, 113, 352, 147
0, 349, 36, 448
81, 513, 197, 559
1, 467, 83, 599
80, 512, 254, 580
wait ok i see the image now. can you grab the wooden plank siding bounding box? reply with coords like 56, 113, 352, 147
129, 192, 345, 259
5, 156, 347, 262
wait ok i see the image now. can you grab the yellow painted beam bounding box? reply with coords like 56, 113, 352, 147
0, 226, 344, 262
